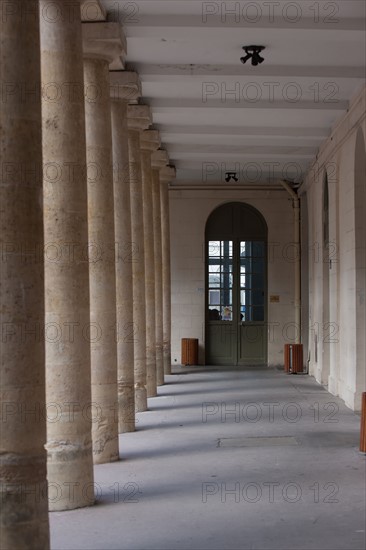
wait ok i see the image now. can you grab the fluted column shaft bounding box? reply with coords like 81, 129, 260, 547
161, 180, 172, 375
141, 149, 157, 396
140, 132, 160, 397
127, 105, 151, 412
128, 130, 147, 412
0, 1, 50, 547
152, 169, 164, 386
40, 0, 94, 510
83, 41, 120, 464
128, 127, 147, 411
110, 72, 142, 432
111, 101, 135, 430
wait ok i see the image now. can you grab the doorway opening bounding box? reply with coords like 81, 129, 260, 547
205, 202, 268, 365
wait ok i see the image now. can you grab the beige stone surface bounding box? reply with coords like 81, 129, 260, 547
83, 28, 123, 463
82, 22, 126, 70
109, 71, 141, 104
160, 167, 176, 375
81, 0, 106, 22
127, 106, 152, 412
152, 170, 165, 386
140, 131, 161, 397
127, 127, 148, 412
304, 88, 366, 411
110, 76, 139, 432
40, 0, 94, 511
0, 2, 50, 547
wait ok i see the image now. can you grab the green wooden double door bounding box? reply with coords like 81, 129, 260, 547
205, 203, 268, 366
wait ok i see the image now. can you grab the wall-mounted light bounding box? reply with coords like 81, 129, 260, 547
240, 45, 265, 66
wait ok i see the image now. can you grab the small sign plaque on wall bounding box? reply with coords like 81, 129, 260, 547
270, 295, 280, 303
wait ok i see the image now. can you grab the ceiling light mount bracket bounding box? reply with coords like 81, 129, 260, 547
240, 45, 265, 66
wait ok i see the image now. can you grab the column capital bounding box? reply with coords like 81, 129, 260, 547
140, 130, 161, 152
82, 22, 126, 69
81, 1, 106, 21
151, 149, 169, 169
109, 71, 142, 102
160, 165, 176, 183
128, 104, 152, 131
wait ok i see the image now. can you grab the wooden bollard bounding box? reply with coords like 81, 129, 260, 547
181, 338, 198, 366
284, 344, 303, 374
360, 392, 366, 452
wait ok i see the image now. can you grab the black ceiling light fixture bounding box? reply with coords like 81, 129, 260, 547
240, 45, 265, 66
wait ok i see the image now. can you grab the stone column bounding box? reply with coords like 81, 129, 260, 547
82, 22, 126, 464
160, 166, 176, 375
127, 105, 152, 412
140, 131, 161, 397
40, 0, 94, 510
0, 2, 50, 547
109, 72, 142, 432
151, 151, 169, 386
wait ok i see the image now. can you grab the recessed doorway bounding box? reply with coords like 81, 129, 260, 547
205, 202, 268, 365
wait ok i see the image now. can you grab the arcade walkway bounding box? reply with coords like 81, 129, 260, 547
50, 367, 365, 550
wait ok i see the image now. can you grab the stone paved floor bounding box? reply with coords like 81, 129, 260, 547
50, 366, 366, 550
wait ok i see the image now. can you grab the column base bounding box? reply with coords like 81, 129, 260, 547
147, 387, 158, 398
146, 353, 157, 397
134, 385, 148, 412
92, 435, 119, 465
0, 455, 49, 550
46, 447, 94, 511
118, 385, 136, 433
92, 387, 119, 465
156, 346, 164, 386
163, 349, 171, 377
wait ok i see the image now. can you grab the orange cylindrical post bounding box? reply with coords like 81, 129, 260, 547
181, 338, 199, 366
292, 344, 304, 373
284, 344, 303, 373
284, 344, 291, 373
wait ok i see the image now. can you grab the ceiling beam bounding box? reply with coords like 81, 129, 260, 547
132, 64, 366, 80
165, 144, 317, 156
170, 182, 288, 191
155, 125, 330, 138
121, 14, 365, 32
173, 159, 311, 169
147, 98, 349, 111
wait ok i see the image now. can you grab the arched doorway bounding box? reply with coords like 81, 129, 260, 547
205, 202, 268, 365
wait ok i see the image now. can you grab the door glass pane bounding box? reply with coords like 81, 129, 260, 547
253, 306, 264, 321
240, 241, 265, 322
252, 290, 264, 306
208, 240, 233, 321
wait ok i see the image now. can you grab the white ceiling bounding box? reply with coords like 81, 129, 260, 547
100, 0, 366, 187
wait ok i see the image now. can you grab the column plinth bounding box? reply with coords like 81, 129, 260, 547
82, 22, 126, 464
110, 71, 142, 432
127, 105, 152, 412
40, 0, 94, 510
1, 2, 50, 546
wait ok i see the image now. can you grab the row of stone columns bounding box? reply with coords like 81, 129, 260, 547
1, 2, 175, 547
